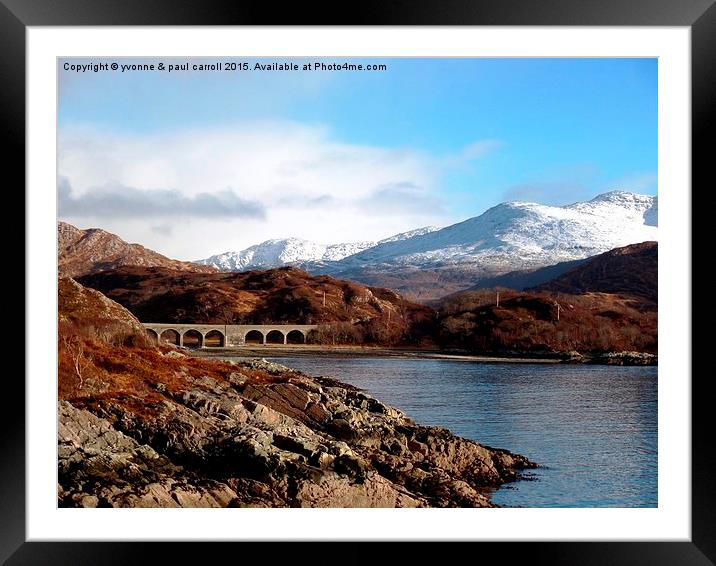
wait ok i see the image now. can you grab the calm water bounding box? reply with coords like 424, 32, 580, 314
229, 356, 657, 507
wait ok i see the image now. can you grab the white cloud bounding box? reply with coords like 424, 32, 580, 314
58, 123, 497, 260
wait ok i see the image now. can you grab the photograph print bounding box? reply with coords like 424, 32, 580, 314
57, 57, 657, 509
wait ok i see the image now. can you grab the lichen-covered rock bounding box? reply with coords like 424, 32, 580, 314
58, 401, 239, 508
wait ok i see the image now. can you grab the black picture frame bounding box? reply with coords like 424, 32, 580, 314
6, 1, 710, 563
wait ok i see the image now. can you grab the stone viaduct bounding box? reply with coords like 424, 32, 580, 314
142, 323, 319, 348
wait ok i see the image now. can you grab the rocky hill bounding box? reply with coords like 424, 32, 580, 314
432, 240, 658, 357
460, 241, 658, 298
58, 221, 216, 278
58, 278, 534, 508
59, 276, 146, 335
77, 266, 436, 346
531, 241, 657, 308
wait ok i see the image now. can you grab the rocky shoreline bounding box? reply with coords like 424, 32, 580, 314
59, 357, 536, 508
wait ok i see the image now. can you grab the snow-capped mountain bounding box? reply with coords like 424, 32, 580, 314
197, 192, 656, 300
335, 191, 657, 271
196, 238, 361, 271
197, 227, 440, 272
318, 191, 657, 300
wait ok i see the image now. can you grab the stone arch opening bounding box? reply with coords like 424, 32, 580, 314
204, 329, 225, 348
145, 328, 159, 342
244, 330, 264, 345
159, 329, 180, 346
266, 330, 285, 345
286, 329, 305, 344
182, 329, 203, 349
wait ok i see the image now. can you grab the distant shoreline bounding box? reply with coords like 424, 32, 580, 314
191, 345, 656, 365
195, 345, 561, 363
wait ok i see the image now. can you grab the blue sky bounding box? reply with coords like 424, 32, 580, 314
58, 57, 657, 259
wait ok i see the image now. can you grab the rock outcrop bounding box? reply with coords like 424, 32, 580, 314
59, 358, 535, 508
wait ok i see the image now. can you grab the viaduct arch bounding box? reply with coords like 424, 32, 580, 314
142, 323, 319, 348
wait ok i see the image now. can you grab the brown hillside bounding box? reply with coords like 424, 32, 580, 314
437, 288, 657, 354
59, 277, 145, 334
77, 266, 437, 346
531, 241, 657, 308
58, 277, 257, 402
58, 221, 216, 278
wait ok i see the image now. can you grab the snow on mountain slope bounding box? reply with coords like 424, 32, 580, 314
377, 226, 439, 244
198, 238, 326, 271
321, 241, 376, 262
197, 227, 439, 271
333, 191, 657, 271
567, 191, 657, 225
197, 237, 378, 271
198, 191, 656, 277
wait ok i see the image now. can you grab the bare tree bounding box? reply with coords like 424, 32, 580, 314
61, 335, 93, 390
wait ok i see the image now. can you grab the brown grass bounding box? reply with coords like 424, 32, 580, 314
59, 335, 287, 419
58, 278, 287, 421
437, 290, 657, 354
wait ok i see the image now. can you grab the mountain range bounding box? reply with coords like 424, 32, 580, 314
73, 240, 658, 355
197, 191, 657, 300
57, 216, 658, 354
